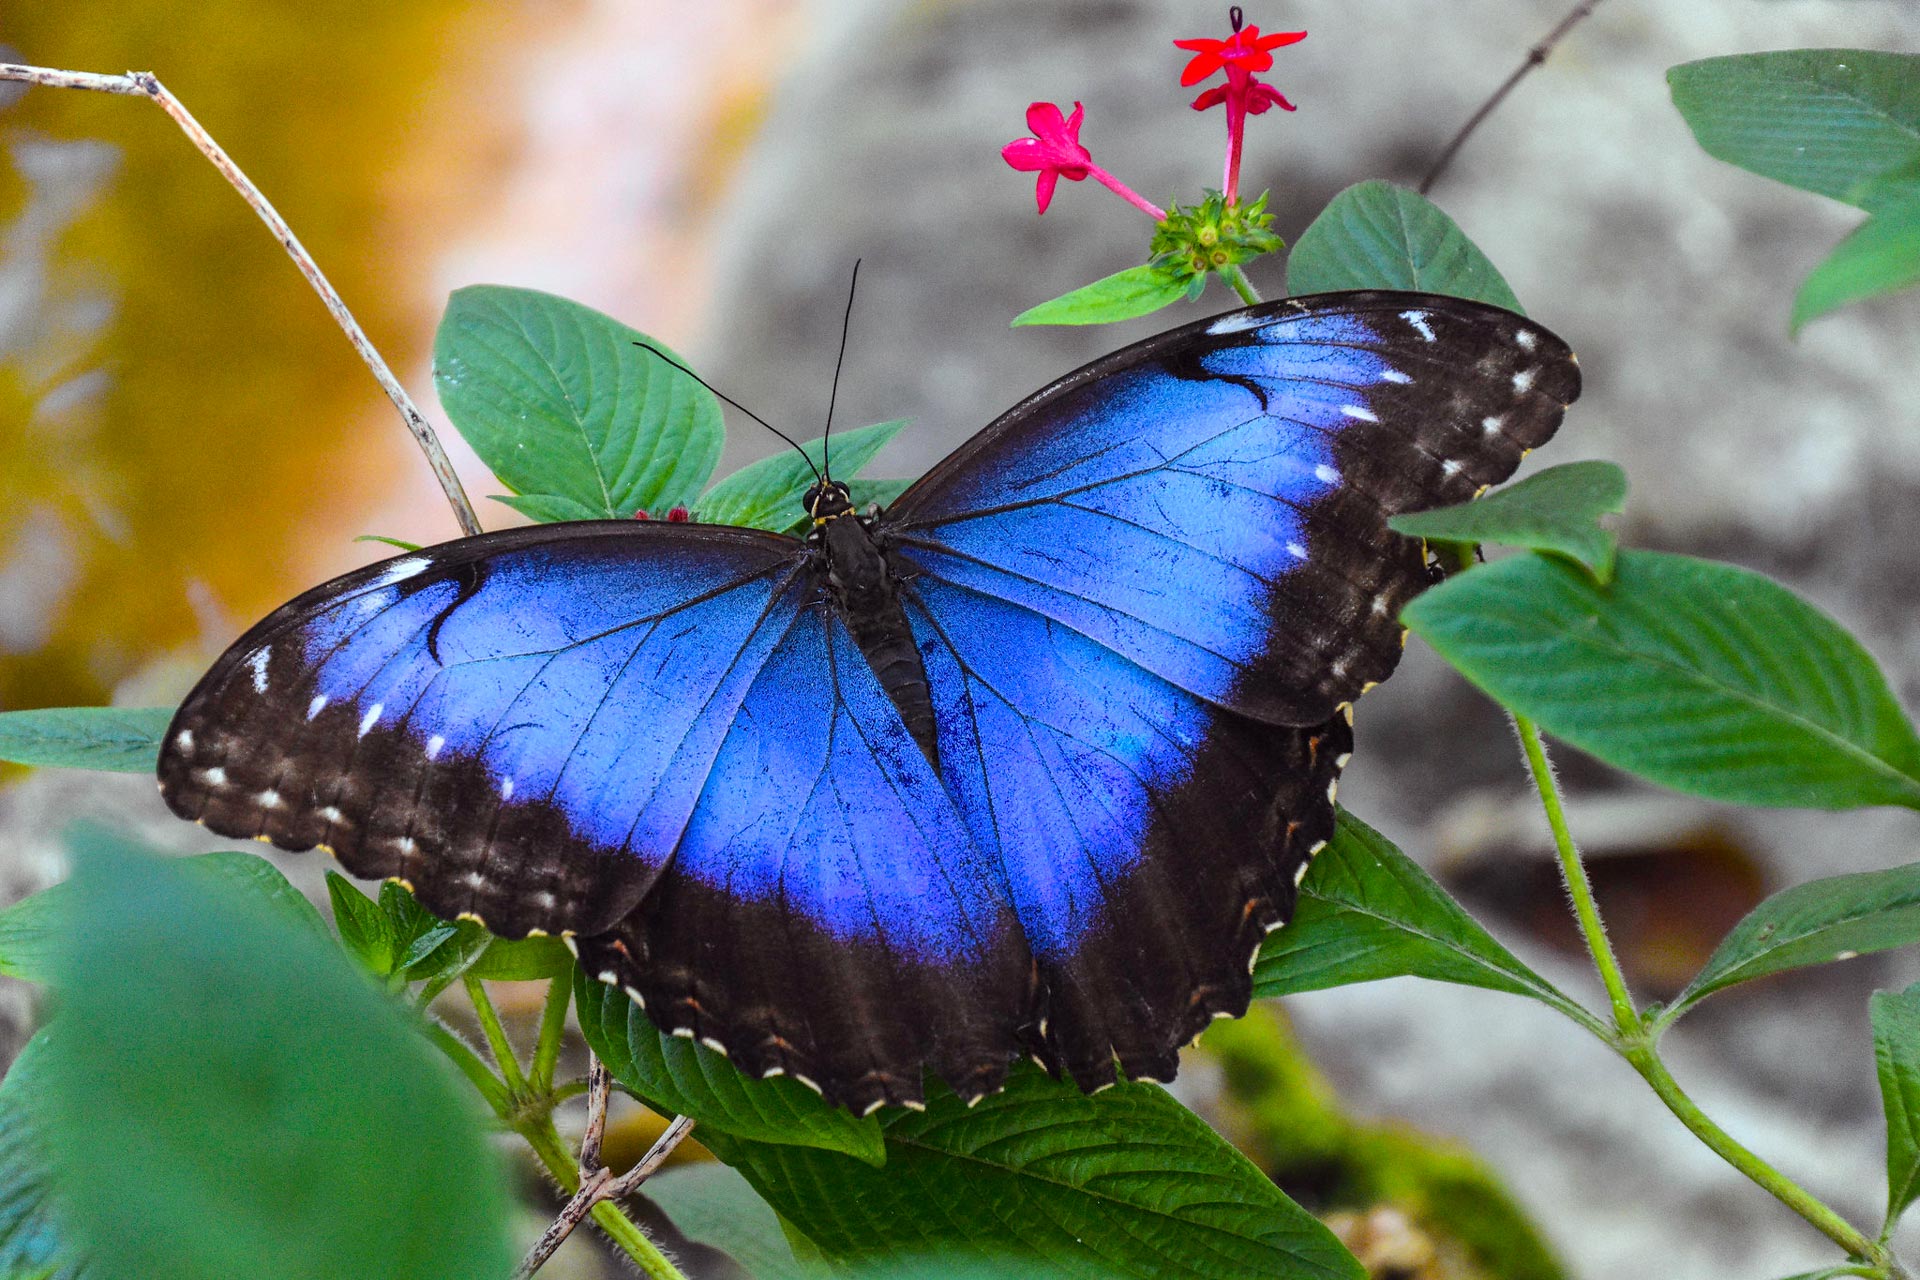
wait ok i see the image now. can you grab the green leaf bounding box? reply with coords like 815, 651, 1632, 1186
701, 419, 909, 532
433, 284, 724, 517
1405, 549, 1920, 809
1286, 180, 1523, 311
326, 871, 395, 975
1662, 863, 1920, 1024
352, 534, 423, 552
702, 1065, 1362, 1280
573, 970, 886, 1166
1669, 51, 1920, 210
1011, 264, 1193, 327
489, 492, 611, 524
1, 852, 327, 983
1792, 192, 1920, 332
29, 829, 518, 1280
847, 477, 914, 511
0, 707, 174, 773
644, 1164, 816, 1280
465, 934, 573, 981
1872, 983, 1920, 1229
1388, 461, 1628, 582
1255, 811, 1581, 1020
0, 1033, 92, 1280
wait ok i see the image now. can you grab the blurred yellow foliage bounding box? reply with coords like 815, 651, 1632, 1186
1, 0, 544, 713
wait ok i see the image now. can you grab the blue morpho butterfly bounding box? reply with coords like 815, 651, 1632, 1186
157, 291, 1579, 1114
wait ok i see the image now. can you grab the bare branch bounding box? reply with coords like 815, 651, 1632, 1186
514, 1054, 694, 1279
0, 61, 483, 538
1418, 0, 1607, 197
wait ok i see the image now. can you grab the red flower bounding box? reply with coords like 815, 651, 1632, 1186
633, 505, 693, 521
1175, 10, 1305, 206
1000, 101, 1093, 215
1001, 101, 1167, 220
1174, 23, 1306, 87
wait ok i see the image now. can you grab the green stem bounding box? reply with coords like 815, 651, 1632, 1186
422, 1019, 511, 1117
1223, 264, 1262, 305
1515, 712, 1896, 1273
465, 975, 527, 1095
520, 1114, 687, 1280
1513, 713, 1640, 1035
1624, 1043, 1888, 1269
529, 978, 571, 1092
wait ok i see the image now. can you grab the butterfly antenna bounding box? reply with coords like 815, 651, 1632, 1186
822, 258, 861, 481
631, 341, 821, 483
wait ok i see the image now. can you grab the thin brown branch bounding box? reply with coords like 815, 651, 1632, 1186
0, 61, 483, 538
1418, 0, 1607, 196
514, 1057, 694, 1280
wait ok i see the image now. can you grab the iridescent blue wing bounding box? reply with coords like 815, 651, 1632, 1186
159, 523, 1036, 1112
877, 291, 1579, 1086
575, 606, 1037, 1112
885, 291, 1581, 724
159, 523, 804, 939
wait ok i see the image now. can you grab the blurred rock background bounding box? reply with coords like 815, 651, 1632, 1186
3, 1, 1919, 1277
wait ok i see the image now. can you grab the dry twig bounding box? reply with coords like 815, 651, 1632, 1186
0, 61, 483, 537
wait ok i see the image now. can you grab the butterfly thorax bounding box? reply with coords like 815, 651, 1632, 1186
808, 487, 940, 768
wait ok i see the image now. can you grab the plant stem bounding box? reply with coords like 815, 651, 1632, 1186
1624, 1043, 1888, 1268
529, 978, 572, 1093
1513, 713, 1640, 1034
0, 61, 483, 537
465, 975, 528, 1095
516, 1111, 688, 1279
1515, 712, 1895, 1273
421, 1019, 511, 1116
1224, 265, 1262, 305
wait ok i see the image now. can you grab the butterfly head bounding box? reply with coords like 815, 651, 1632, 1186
804, 480, 855, 527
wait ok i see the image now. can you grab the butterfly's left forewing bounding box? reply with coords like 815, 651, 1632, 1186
159, 523, 803, 939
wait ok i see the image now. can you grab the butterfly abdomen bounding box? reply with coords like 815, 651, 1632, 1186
820, 516, 940, 766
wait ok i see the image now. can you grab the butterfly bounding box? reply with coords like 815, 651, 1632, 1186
157, 291, 1579, 1114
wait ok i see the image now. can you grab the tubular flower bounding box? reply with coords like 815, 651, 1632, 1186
1176, 9, 1305, 206
1001, 101, 1168, 220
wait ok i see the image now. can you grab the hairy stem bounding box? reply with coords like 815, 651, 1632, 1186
529, 978, 572, 1093
1514, 713, 1638, 1033
1224, 265, 1263, 306
1516, 713, 1893, 1272
0, 61, 483, 537
515, 1107, 691, 1280
1625, 1044, 1888, 1268
465, 976, 528, 1096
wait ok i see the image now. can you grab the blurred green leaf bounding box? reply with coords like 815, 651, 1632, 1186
644, 1163, 816, 1280
574, 970, 886, 1165
701, 419, 909, 532
1872, 982, 1920, 1229
1662, 864, 1920, 1025
1389, 461, 1628, 582
2, 852, 326, 984
702, 1064, 1362, 1280
0, 1033, 92, 1280
1669, 51, 1920, 210
352, 535, 423, 553
434, 285, 723, 517
0, 708, 174, 773
1792, 193, 1920, 332
489, 492, 610, 524
31, 829, 517, 1280
847, 478, 914, 512
1012, 264, 1192, 327
1255, 811, 1582, 1021
1286, 180, 1523, 311
1405, 550, 1920, 809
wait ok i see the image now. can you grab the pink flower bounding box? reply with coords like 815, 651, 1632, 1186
1001, 101, 1167, 220
1176, 10, 1305, 206
1001, 102, 1094, 215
